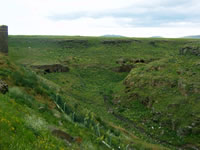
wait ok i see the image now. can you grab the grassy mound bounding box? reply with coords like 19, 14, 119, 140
118, 56, 200, 147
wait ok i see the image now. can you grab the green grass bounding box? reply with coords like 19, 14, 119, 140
0, 35, 199, 149
0, 53, 168, 150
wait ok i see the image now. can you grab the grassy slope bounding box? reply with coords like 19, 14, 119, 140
0, 54, 101, 150
119, 56, 200, 146
2, 35, 199, 149
1, 40, 168, 149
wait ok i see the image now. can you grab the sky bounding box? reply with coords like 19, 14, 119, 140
0, 0, 200, 37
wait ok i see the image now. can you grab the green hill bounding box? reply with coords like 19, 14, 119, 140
0, 36, 200, 149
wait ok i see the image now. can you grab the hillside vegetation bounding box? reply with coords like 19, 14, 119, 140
0, 36, 199, 149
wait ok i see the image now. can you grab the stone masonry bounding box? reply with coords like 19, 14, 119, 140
0, 25, 8, 54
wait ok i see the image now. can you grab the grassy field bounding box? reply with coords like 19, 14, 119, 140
0, 35, 199, 149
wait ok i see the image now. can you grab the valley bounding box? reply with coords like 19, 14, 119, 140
0, 36, 199, 149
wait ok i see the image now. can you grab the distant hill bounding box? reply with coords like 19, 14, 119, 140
150, 36, 163, 38
102, 34, 125, 37
183, 35, 200, 39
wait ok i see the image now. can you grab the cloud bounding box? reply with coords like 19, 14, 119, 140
47, 0, 200, 27
1, 0, 200, 37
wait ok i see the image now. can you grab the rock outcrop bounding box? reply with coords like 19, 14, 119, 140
114, 58, 146, 72
32, 64, 69, 74
101, 40, 133, 45
180, 46, 200, 56
0, 80, 8, 94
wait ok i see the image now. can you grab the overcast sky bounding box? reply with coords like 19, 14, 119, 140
0, 0, 200, 37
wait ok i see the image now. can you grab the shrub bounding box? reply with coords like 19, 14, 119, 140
11, 68, 38, 88
9, 87, 35, 108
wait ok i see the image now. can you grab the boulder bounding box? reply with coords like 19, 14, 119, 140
52, 129, 75, 142
52, 128, 82, 144
0, 80, 8, 94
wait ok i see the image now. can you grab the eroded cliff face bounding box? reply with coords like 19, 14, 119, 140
31, 64, 69, 74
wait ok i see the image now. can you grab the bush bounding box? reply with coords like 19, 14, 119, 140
9, 87, 35, 108
11, 68, 38, 88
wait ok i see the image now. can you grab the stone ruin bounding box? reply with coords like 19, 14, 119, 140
0, 25, 8, 54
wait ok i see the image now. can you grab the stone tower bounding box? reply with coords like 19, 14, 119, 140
0, 25, 8, 54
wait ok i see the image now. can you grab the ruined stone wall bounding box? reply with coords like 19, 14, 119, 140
0, 25, 8, 54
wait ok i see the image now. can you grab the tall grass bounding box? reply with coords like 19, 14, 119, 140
9, 87, 35, 108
